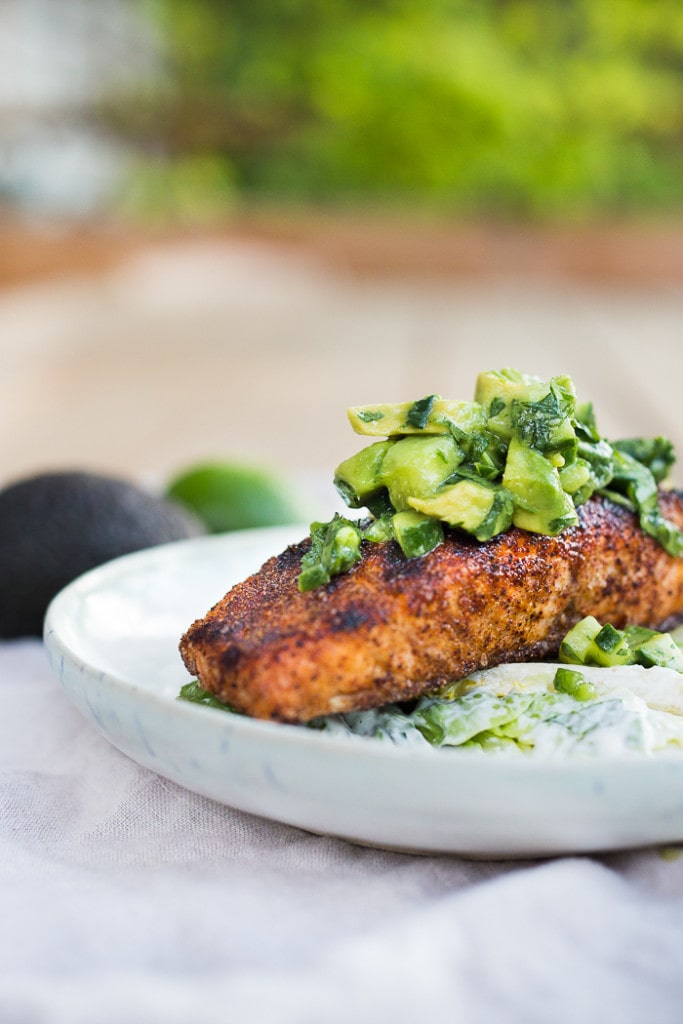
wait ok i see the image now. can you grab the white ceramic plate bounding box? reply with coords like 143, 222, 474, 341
44, 526, 683, 858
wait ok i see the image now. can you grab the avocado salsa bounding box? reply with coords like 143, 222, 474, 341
297, 368, 683, 593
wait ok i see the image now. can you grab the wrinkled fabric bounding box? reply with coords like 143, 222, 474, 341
2, 640, 683, 1024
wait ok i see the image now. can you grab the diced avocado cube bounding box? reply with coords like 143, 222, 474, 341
481, 377, 552, 444
502, 438, 559, 512
511, 492, 577, 536
391, 510, 444, 558
559, 458, 593, 496
509, 391, 577, 457
541, 416, 577, 459
474, 489, 515, 541
409, 480, 513, 542
380, 434, 463, 511
502, 437, 579, 535
409, 479, 494, 530
482, 372, 577, 455
334, 440, 394, 509
474, 368, 547, 412
347, 399, 486, 437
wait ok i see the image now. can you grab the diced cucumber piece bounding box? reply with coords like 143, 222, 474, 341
391, 510, 444, 558
670, 625, 683, 650
559, 616, 683, 674
334, 440, 394, 509
380, 434, 463, 511
561, 619, 633, 669
347, 398, 486, 437
559, 616, 602, 664
590, 623, 633, 666
408, 479, 513, 542
636, 633, 683, 672
623, 625, 658, 648
408, 479, 494, 530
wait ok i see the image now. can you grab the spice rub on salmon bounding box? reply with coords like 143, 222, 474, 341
179, 492, 683, 723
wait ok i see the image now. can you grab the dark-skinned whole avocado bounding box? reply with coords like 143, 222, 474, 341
0, 471, 204, 639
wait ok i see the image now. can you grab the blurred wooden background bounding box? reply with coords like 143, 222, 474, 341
1, 219, 682, 519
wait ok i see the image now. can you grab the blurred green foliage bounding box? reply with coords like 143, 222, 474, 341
121, 0, 683, 219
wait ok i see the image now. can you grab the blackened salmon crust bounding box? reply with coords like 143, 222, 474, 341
180, 492, 683, 722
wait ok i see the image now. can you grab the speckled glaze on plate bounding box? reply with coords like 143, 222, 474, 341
44, 526, 683, 858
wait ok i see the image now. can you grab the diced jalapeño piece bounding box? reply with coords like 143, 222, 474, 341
391, 510, 444, 558
409, 479, 513, 542
334, 440, 394, 509
380, 434, 463, 511
347, 398, 486, 437
502, 437, 578, 535
553, 668, 597, 702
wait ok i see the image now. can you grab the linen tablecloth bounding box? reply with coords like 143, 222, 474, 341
3, 639, 683, 1024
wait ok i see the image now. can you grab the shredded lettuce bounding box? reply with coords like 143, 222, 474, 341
311, 660, 683, 756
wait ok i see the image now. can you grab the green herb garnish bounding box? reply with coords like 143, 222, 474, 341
406, 395, 437, 430
178, 680, 237, 712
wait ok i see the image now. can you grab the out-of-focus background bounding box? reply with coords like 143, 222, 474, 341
2, 0, 683, 512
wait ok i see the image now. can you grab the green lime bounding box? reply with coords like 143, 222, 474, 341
0, 471, 203, 638
165, 461, 304, 533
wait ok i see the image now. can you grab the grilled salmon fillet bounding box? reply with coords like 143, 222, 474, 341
179, 492, 683, 723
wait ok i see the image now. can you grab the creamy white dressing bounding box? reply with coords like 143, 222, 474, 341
315, 625, 683, 756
